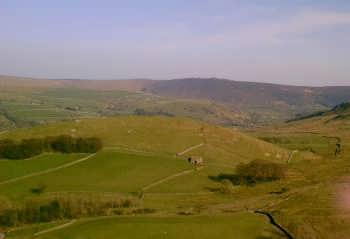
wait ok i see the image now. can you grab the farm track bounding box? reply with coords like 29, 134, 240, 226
0, 154, 96, 185
145, 192, 214, 196
177, 143, 204, 156
33, 220, 77, 236
142, 166, 206, 191
103, 146, 155, 155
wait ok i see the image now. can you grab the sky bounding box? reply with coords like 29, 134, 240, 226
1, 0, 350, 86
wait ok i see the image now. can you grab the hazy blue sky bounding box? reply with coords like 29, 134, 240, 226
1, 0, 350, 86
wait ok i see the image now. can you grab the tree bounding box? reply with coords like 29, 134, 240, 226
236, 159, 286, 183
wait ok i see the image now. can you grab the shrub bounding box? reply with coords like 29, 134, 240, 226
131, 208, 156, 214
236, 159, 286, 183
21, 138, 45, 158
51, 135, 76, 153
30, 184, 47, 195
0, 195, 137, 227
76, 137, 103, 153
219, 179, 235, 194
0, 209, 18, 227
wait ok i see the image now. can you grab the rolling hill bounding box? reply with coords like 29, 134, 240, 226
0, 116, 288, 165
0, 77, 249, 129
244, 101, 350, 239
144, 78, 350, 122
1, 114, 350, 238
0, 116, 289, 238
2, 75, 350, 127
0, 75, 153, 92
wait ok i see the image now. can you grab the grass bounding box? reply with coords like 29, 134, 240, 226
7, 213, 280, 239
0, 87, 250, 130
242, 111, 350, 238
5, 221, 69, 239
146, 166, 232, 194
0, 151, 191, 201
0, 116, 289, 164
2, 114, 349, 238
0, 153, 87, 182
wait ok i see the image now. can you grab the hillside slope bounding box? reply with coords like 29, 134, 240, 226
247, 102, 350, 239
2, 75, 350, 125
0, 116, 288, 165
144, 78, 350, 121
0, 75, 153, 92
0, 76, 252, 128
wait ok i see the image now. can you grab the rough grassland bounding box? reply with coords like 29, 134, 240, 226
8, 214, 279, 239
0, 116, 292, 238
0, 116, 289, 165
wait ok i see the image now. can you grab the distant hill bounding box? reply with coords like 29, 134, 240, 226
249, 101, 350, 161
0, 75, 154, 92
2, 75, 350, 125
143, 78, 350, 121
288, 102, 350, 123
0, 76, 249, 129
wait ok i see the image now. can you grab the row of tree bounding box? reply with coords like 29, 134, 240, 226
0, 135, 102, 160
236, 159, 286, 183
0, 195, 135, 227
209, 159, 286, 188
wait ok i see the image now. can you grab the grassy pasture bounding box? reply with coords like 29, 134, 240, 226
0, 87, 250, 130
242, 111, 350, 238
0, 153, 87, 182
0, 116, 291, 220
0, 116, 289, 165
5, 116, 342, 238
7, 214, 280, 239
146, 166, 232, 194
0, 151, 191, 201
257, 133, 338, 158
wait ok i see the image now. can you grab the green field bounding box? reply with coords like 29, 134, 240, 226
0, 87, 249, 130
0, 151, 192, 200
0, 154, 87, 182
7, 214, 280, 239
0, 116, 288, 164
0, 112, 349, 238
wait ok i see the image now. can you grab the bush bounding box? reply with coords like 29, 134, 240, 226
51, 135, 76, 153
30, 184, 47, 195
76, 137, 103, 153
0, 195, 137, 227
236, 159, 286, 183
0, 209, 18, 227
219, 179, 235, 194
21, 138, 46, 158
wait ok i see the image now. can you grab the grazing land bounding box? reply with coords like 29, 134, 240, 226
7, 214, 279, 239
0, 81, 349, 238
2, 76, 350, 129
0, 154, 87, 182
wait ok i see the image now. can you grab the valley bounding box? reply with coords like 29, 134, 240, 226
0, 79, 349, 239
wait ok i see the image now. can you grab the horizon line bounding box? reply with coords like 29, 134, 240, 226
1, 74, 349, 88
